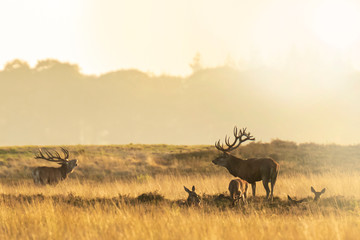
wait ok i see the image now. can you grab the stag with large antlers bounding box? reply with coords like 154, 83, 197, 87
212, 127, 279, 201
32, 148, 78, 185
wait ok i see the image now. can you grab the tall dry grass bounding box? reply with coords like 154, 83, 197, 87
1, 200, 359, 240
1, 171, 359, 199
0, 172, 359, 240
0, 143, 359, 239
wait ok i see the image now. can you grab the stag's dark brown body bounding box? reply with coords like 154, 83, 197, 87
32, 164, 75, 185
224, 155, 279, 184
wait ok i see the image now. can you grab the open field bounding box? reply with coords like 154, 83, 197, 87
1, 140, 360, 180
0, 142, 359, 239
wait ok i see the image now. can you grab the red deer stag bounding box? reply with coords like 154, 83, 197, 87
212, 127, 280, 201
32, 148, 78, 185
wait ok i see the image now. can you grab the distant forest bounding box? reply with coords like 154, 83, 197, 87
1, 59, 360, 145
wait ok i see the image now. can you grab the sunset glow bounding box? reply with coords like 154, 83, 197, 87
312, 0, 360, 49
0, 0, 360, 75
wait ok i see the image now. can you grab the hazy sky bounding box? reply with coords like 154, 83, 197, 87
2, 0, 360, 75
1, 0, 360, 146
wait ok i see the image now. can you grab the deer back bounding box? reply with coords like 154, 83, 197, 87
32, 165, 67, 184
225, 157, 278, 184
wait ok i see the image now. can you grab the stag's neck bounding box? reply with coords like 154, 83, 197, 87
59, 164, 69, 180
226, 155, 246, 176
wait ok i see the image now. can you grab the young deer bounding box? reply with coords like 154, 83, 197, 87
228, 179, 248, 205
184, 186, 201, 207
311, 186, 326, 201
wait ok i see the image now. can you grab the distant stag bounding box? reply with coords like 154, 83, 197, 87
184, 185, 201, 207
212, 127, 280, 201
311, 186, 326, 201
228, 178, 248, 205
32, 148, 78, 185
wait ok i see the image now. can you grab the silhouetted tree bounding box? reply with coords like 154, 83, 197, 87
35, 59, 79, 72
189, 52, 202, 73
3, 59, 30, 72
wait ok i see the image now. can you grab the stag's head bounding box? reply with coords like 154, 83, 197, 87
184, 185, 201, 207
212, 153, 230, 167
65, 159, 78, 173
212, 126, 255, 167
35, 148, 78, 172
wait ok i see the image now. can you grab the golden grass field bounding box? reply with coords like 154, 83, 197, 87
0, 143, 359, 239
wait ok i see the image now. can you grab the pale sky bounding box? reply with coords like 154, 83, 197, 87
2, 0, 360, 76
2, 0, 360, 146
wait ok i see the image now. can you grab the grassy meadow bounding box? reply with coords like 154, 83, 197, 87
0, 141, 359, 239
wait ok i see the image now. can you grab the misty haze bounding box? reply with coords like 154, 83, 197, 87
1, 57, 359, 146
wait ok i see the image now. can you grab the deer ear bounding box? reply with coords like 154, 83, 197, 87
192, 186, 195, 191
311, 186, 316, 193
321, 188, 326, 194
184, 186, 191, 193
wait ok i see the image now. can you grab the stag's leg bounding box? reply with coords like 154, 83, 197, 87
270, 179, 276, 201
251, 183, 256, 197
262, 178, 270, 200
33, 177, 38, 185
270, 183, 274, 201
270, 167, 278, 201
32, 169, 40, 184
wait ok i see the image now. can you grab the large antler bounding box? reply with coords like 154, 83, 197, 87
35, 148, 69, 163
215, 126, 255, 153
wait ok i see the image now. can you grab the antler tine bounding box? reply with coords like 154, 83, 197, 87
44, 149, 57, 160
225, 134, 238, 149
48, 149, 65, 162
61, 147, 69, 160
47, 148, 61, 159
233, 126, 239, 137
43, 149, 52, 159
35, 148, 46, 159
224, 135, 230, 146
238, 128, 255, 143
215, 140, 223, 151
